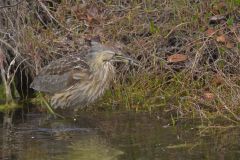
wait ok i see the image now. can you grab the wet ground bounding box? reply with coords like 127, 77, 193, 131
0, 111, 240, 160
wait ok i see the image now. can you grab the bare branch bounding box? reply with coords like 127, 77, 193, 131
0, 38, 21, 56
37, 0, 70, 32
9, 58, 28, 85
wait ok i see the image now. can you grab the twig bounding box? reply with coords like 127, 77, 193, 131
0, 38, 20, 56
0, 38, 33, 68
7, 56, 17, 80
164, 22, 191, 39
9, 58, 28, 85
37, 0, 70, 32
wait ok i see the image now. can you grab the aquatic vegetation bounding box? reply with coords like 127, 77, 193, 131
0, 101, 20, 112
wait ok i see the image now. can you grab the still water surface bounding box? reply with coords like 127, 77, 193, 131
0, 112, 240, 160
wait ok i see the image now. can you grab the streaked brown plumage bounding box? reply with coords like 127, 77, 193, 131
30, 41, 134, 109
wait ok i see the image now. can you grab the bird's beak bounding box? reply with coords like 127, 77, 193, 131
112, 54, 141, 67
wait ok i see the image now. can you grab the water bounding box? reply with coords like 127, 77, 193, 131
0, 112, 240, 160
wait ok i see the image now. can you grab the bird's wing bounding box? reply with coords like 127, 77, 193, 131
30, 55, 91, 93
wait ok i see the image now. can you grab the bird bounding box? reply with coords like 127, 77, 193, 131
30, 41, 136, 109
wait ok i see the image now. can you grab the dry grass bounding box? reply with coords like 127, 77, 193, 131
0, 0, 240, 122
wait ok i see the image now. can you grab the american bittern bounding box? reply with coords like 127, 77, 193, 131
30, 41, 135, 109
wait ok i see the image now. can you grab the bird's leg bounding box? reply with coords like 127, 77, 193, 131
39, 92, 64, 119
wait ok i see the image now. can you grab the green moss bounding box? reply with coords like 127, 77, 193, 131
0, 101, 22, 112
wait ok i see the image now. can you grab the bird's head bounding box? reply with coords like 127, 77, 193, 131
87, 42, 139, 68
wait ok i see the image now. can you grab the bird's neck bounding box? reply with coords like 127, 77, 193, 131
83, 62, 115, 102
91, 62, 115, 90
91, 62, 115, 83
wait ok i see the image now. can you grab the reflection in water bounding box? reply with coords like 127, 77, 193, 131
1, 112, 15, 160
56, 136, 123, 160
1, 113, 123, 160
0, 112, 240, 160
19, 134, 123, 160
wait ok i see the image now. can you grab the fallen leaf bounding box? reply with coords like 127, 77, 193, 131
167, 54, 188, 63
87, 14, 94, 23
203, 92, 215, 100
206, 28, 216, 36
216, 35, 226, 43
226, 42, 234, 48
212, 74, 223, 86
